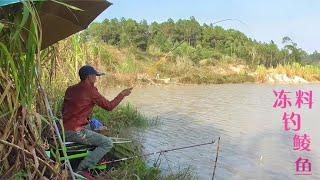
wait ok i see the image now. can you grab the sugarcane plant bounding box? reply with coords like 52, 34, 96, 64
0, 1, 65, 179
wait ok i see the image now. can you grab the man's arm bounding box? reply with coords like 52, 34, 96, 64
91, 87, 132, 111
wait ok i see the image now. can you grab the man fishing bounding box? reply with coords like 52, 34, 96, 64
62, 65, 133, 179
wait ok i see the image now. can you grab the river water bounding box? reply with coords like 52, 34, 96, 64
104, 84, 320, 180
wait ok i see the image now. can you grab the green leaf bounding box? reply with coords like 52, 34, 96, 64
133, 174, 141, 180
13, 3, 30, 40
0, 22, 4, 33
0, 111, 10, 119
51, 0, 83, 11
0, 43, 20, 104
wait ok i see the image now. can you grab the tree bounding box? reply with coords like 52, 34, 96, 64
282, 36, 305, 64
85, 18, 308, 67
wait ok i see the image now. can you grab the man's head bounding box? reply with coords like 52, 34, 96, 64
79, 65, 105, 83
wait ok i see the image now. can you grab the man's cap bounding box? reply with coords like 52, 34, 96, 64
79, 65, 105, 80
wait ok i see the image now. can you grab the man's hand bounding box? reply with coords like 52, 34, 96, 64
120, 87, 133, 96
94, 126, 111, 136
98, 126, 111, 136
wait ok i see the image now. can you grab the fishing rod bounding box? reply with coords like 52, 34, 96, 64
148, 18, 248, 67
131, 18, 248, 88
146, 40, 186, 75
104, 139, 216, 164
131, 39, 187, 88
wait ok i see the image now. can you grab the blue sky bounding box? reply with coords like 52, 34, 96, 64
95, 0, 319, 54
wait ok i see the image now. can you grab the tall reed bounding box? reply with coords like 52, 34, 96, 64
0, 1, 64, 179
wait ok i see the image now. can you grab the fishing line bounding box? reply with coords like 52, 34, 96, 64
132, 40, 186, 87
132, 18, 248, 88
210, 18, 249, 29
104, 140, 216, 164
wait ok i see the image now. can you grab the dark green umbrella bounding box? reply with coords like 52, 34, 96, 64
0, 0, 112, 50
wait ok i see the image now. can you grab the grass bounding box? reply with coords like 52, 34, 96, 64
97, 158, 198, 180
11, 170, 28, 180
92, 103, 160, 129
44, 39, 258, 87
53, 36, 320, 87
255, 65, 268, 82
179, 72, 254, 84
97, 159, 161, 180
86, 43, 320, 86
165, 166, 198, 180
117, 56, 141, 73
255, 63, 320, 82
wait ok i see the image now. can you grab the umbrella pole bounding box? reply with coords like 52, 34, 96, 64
36, 70, 76, 180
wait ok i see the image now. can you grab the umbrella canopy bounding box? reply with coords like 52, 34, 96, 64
0, 0, 33, 6
0, 0, 111, 50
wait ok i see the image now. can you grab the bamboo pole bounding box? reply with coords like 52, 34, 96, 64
35, 69, 76, 180
212, 137, 221, 180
